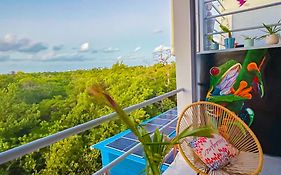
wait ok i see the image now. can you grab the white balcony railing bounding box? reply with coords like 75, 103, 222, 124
0, 88, 185, 174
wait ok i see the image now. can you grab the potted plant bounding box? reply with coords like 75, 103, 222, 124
208, 35, 219, 50
259, 20, 281, 45
88, 84, 215, 175
242, 35, 256, 47
220, 24, 235, 49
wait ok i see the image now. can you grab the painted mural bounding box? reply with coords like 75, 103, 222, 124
206, 49, 267, 126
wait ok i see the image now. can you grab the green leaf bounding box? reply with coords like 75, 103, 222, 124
220, 24, 232, 38
274, 19, 281, 31
275, 28, 281, 33
263, 23, 273, 34
208, 35, 219, 44
208, 35, 213, 41
177, 126, 215, 140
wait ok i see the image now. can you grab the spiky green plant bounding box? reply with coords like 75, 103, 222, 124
220, 24, 232, 38
259, 20, 281, 39
88, 84, 215, 175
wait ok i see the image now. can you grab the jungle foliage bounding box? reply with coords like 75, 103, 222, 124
0, 63, 176, 174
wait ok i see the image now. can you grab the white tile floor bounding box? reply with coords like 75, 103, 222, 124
163, 153, 281, 175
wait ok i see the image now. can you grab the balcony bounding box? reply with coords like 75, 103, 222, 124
1, 87, 281, 174
1, 0, 281, 175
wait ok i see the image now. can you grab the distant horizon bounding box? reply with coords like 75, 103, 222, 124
0, 57, 154, 74
0, 61, 176, 75
0, 0, 171, 74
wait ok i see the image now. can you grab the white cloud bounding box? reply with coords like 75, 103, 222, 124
19, 42, 48, 53
125, 54, 145, 60
38, 51, 56, 61
153, 29, 163, 34
134, 46, 141, 52
33, 51, 90, 62
102, 47, 120, 53
0, 33, 48, 53
80, 42, 90, 52
3, 33, 17, 43
116, 56, 123, 60
46, 54, 88, 62
153, 45, 170, 52
118, 53, 145, 61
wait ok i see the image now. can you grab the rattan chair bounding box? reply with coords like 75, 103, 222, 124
176, 101, 263, 175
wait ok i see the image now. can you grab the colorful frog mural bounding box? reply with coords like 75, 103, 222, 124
206, 49, 267, 126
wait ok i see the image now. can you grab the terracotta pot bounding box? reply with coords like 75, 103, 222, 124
265, 34, 279, 45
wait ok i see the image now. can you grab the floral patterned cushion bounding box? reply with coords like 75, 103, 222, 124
188, 134, 238, 170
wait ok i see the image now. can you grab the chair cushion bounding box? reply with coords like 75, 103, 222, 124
188, 134, 238, 170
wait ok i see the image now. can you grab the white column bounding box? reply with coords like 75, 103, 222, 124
171, 0, 195, 114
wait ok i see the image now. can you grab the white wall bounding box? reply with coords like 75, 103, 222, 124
172, 0, 193, 114
232, 5, 281, 46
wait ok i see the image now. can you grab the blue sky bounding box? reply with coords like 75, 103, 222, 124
0, 0, 171, 73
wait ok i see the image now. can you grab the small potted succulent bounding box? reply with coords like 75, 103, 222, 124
259, 20, 281, 45
208, 35, 219, 50
220, 24, 235, 49
242, 35, 256, 47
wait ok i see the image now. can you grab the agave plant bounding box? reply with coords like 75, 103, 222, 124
259, 20, 281, 39
88, 84, 215, 175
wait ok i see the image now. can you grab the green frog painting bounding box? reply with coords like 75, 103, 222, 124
206, 49, 267, 126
